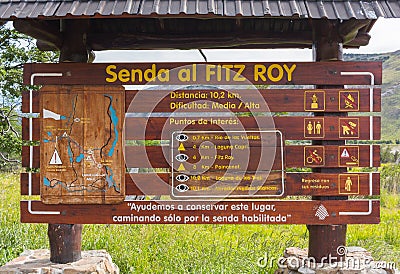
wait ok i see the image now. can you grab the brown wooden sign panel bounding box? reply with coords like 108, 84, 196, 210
285, 173, 379, 196
23, 88, 381, 114
40, 86, 125, 204
168, 172, 375, 198
125, 89, 381, 113
22, 145, 380, 169
21, 172, 380, 197
23, 116, 381, 142
21, 200, 380, 225
171, 171, 284, 198
121, 116, 380, 141
23, 62, 382, 85
20, 61, 382, 225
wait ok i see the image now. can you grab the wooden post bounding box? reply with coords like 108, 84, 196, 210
48, 224, 82, 263
308, 20, 347, 262
48, 19, 93, 264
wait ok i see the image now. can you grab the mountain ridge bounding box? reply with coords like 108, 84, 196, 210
344, 50, 400, 141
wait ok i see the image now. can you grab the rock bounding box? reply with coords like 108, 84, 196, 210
0, 249, 119, 274
384, 268, 398, 274
285, 247, 309, 259
286, 256, 302, 271
367, 269, 390, 274
346, 246, 367, 253
274, 268, 289, 274
337, 267, 360, 274
345, 246, 373, 262
274, 246, 399, 274
298, 266, 316, 274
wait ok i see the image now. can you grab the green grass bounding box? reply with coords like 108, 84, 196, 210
1, 173, 399, 273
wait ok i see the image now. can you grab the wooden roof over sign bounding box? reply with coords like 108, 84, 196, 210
1, 0, 400, 19
1, 0, 399, 51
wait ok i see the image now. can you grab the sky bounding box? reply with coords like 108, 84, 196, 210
95, 18, 400, 63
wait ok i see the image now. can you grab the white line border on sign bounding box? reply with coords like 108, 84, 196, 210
340, 71, 375, 112
340, 71, 377, 216
340, 71, 375, 140
25, 73, 63, 215
339, 200, 373, 216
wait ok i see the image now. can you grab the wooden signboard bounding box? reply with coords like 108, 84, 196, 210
21, 200, 380, 225
20, 62, 382, 224
124, 144, 379, 169
24, 88, 381, 113
24, 116, 381, 142
124, 89, 381, 113
122, 116, 380, 141
40, 86, 125, 204
21, 141, 380, 171
24, 62, 382, 86
21, 172, 380, 197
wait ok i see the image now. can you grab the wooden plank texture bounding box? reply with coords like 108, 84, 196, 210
20, 200, 380, 224
125, 88, 381, 113
22, 145, 380, 169
170, 171, 285, 197
20, 61, 382, 226
23, 88, 381, 113
40, 86, 125, 204
23, 62, 382, 85
23, 116, 381, 142
21, 172, 380, 196
123, 116, 381, 140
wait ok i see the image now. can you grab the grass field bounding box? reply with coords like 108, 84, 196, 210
0, 173, 399, 273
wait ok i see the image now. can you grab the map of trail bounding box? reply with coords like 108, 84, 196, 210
40, 87, 125, 204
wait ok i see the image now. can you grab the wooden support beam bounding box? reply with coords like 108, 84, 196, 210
346, 32, 371, 47
13, 20, 62, 50
36, 40, 59, 51
59, 19, 93, 62
47, 20, 94, 264
309, 19, 347, 262
48, 224, 82, 264
339, 19, 372, 46
88, 31, 313, 50
349, 19, 374, 46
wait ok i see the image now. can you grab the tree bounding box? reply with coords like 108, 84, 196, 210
0, 24, 58, 170
381, 145, 395, 164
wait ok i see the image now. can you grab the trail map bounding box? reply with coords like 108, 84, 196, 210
40, 86, 125, 204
